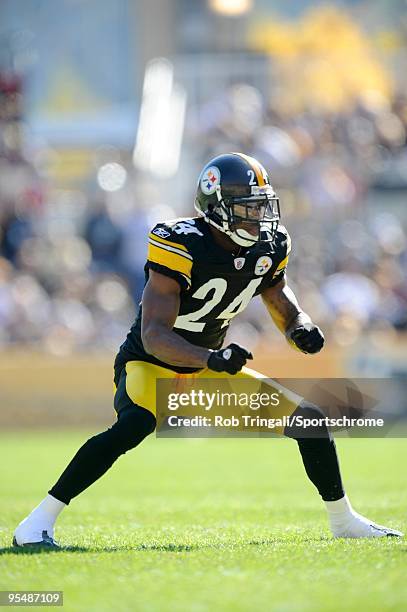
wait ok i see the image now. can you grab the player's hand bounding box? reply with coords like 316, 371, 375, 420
287, 322, 324, 354
207, 343, 253, 374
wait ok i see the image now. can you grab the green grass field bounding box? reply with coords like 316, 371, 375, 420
0, 431, 406, 611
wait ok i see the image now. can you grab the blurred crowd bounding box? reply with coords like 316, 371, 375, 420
0, 71, 154, 354
0, 71, 406, 355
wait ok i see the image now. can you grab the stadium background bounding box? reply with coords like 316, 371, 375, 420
0, 0, 406, 422
0, 3, 406, 611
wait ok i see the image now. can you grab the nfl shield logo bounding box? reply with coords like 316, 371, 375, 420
234, 257, 245, 270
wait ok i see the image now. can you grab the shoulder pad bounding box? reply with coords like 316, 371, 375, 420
274, 224, 291, 256
150, 217, 204, 245
262, 224, 291, 287
147, 218, 204, 290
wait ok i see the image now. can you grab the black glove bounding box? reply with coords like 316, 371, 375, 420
287, 323, 325, 354
207, 343, 253, 375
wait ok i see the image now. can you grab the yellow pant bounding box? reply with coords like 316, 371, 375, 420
122, 361, 303, 435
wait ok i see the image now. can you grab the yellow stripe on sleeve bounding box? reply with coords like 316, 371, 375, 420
276, 255, 289, 272
147, 242, 192, 280
148, 232, 188, 252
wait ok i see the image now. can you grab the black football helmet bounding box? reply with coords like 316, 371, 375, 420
195, 152, 280, 247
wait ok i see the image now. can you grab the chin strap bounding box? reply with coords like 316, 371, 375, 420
228, 229, 257, 247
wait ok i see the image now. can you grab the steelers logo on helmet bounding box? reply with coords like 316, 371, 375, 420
200, 166, 221, 195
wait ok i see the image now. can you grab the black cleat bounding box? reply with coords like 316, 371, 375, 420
12, 530, 60, 549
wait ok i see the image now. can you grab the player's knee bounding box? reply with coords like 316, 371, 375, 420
285, 401, 332, 440
114, 405, 156, 452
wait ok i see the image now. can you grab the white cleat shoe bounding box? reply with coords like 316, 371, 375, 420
13, 519, 58, 548
13, 529, 59, 549
13, 495, 65, 549
331, 512, 403, 538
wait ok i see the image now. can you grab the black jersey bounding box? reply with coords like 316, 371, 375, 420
115, 216, 291, 374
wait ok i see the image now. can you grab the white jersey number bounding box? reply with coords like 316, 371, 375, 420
174, 278, 262, 333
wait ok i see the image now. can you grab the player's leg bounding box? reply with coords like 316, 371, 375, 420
197, 365, 345, 498
203, 366, 402, 538
13, 364, 158, 547
284, 400, 402, 537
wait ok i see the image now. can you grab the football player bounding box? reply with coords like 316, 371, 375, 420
13, 153, 402, 548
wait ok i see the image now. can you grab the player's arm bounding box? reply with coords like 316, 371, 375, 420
141, 270, 210, 368
141, 270, 252, 372
261, 276, 324, 354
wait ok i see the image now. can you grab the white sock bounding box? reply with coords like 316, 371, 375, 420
14, 495, 66, 543
325, 494, 353, 516
324, 495, 355, 528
